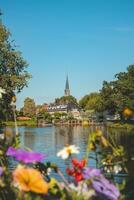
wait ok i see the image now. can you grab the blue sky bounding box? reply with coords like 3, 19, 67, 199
1, 0, 134, 108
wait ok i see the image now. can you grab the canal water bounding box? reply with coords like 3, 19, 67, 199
10, 126, 134, 199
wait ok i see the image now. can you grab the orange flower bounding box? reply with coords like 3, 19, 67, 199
123, 108, 133, 117
13, 165, 48, 194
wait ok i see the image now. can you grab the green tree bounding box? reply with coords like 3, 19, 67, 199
79, 92, 103, 112
100, 65, 134, 120
55, 95, 77, 105
0, 14, 31, 120
23, 98, 36, 118
37, 109, 52, 122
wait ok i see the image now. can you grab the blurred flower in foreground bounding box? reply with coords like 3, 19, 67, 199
69, 182, 95, 200
123, 108, 133, 118
0, 87, 6, 98
66, 158, 86, 182
92, 176, 120, 200
113, 165, 122, 174
6, 147, 46, 163
57, 145, 79, 159
83, 167, 120, 200
0, 167, 3, 176
83, 167, 101, 179
13, 165, 48, 194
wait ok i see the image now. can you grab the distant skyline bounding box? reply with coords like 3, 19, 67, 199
0, 0, 134, 108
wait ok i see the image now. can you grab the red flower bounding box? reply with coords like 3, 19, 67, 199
72, 158, 86, 169
66, 158, 86, 182
74, 171, 83, 182
66, 167, 74, 175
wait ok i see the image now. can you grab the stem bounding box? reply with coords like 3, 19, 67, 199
12, 105, 18, 136
57, 168, 71, 192
85, 133, 91, 166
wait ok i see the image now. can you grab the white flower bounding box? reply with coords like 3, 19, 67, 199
113, 165, 122, 174
57, 145, 80, 159
0, 87, 6, 99
69, 182, 96, 200
47, 168, 52, 175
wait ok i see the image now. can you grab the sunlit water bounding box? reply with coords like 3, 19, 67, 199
20, 126, 99, 173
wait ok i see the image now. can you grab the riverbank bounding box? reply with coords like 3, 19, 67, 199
107, 122, 134, 131
2, 120, 134, 131
3, 120, 37, 127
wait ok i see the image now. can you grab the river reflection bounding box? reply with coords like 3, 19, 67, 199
19, 126, 102, 174
18, 125, 134, 199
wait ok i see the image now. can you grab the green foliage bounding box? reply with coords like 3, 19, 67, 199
100, 65, 134, 120
37, 110, 52, 122
22, 97, 36, 117
0, 16, 31, 120
55, 95, 77, 105
54, 112, 62, 120
5, 119, 37, 127
79, 92, 103, 112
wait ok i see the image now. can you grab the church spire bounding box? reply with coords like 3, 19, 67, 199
64, 75, 70, 96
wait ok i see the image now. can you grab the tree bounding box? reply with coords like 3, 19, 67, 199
23, 98, 36, 118
79, 92, 103, 112
0, 14, 31, 120
55, 95, 77, 105
100, 65, 134, 120
36, 109, 52, 122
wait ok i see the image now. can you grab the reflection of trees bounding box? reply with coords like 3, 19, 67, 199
55, 126, 74, 147
23, 131, 36, 149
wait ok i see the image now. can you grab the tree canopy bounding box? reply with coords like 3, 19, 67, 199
79, 92, 102, 112
0, 14, 31, 120
22, 98, 36, 118
100, 65, 134, 119
55, 95, 77, 105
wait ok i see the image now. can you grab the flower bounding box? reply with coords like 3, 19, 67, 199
57, 145, 79, 159
6, 147, 17, 157
66, 167, 84, 182
123, 108, 133, 117
0, 87, 6, 99
83, 167, 101, 179
69, 182, 95, 200
48, 178, 57, 189
92, 176, 120, 200
0, 167, 3, 176
113, 165, 122, 174
72, 158, 86, 169
13, 165, 48, 194
6, 147, 46, 163
83, 167, 120, 200
66, 158, 86, 182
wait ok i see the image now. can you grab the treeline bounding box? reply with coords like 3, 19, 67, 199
80, 65, 134, 121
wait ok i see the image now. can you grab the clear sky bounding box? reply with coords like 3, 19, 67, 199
1, 0, 134, 108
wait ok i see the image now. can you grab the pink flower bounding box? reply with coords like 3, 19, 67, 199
6, 147, 46, 164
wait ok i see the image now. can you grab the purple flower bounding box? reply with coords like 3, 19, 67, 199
6, 147, 17, 157
92, 176, 120, 200
83, 167, 101, 179
0, 167, 3, 176
6, 147, 46, 164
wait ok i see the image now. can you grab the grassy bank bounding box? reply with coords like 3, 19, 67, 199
107, 122, 134, 131
4, 120, 37, 127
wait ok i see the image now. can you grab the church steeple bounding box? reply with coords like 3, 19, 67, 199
64, 75, 70, 96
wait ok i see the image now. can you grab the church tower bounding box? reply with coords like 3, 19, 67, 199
64, 75, 70, 96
